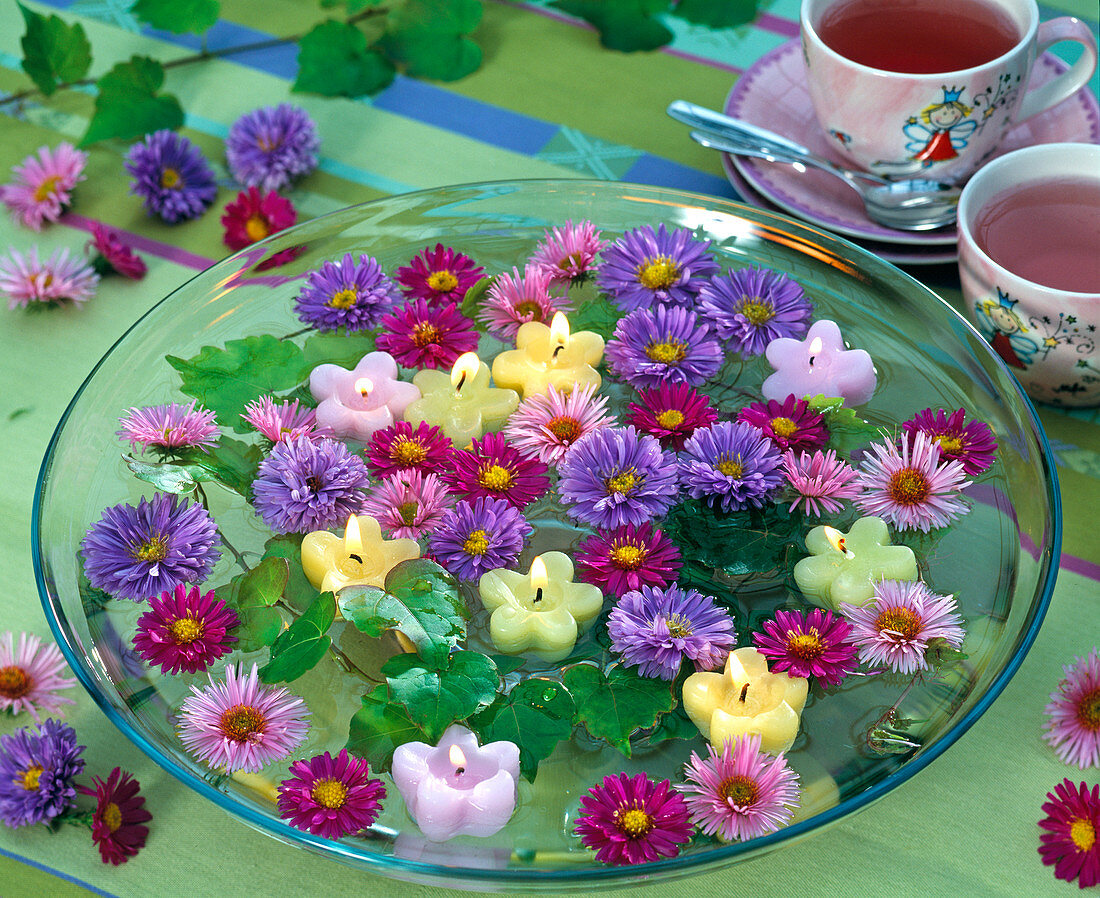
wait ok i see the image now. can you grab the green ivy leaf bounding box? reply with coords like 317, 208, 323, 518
642, 704, 700, 748
299, 330, 377, 374
123, 454, 210, 494
215, 556, 287, 652
382, 650, 500, 742
175, 437, 264, 499
568, 292, 623, 341
469, 678, 575, 781
563, 663, 674, 756
458, 276, 493, 331
346, 684, 421, 772
262, 534, 318, 613
809, 395, 888, 458
670, 0, 758, 28
259, 591, 336, 683
18, 4, 92, 97
80, 56, 184, 146
131, 0, 220, 35
380, 0, 484, 82
294, 20, 395, 98
549, 0, 673, 52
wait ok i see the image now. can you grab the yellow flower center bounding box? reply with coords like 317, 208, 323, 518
426, 270, 459, 293
614, 805, 654, 839
637, 257, 678, 290
769, 416, 798, 438
167, 616, 204, 645
0, 665, 31, 699
606, 469, 638, 495
545, 415, 583, 442
874, 607, 923, 641
462, 529, 490, 556
645, 340, 688, 364
513, 300, 544, 320
160, 167, 181, 189
390, 437, 428, 466
310, 778, 349, 810
716, 456, 744, 478
327, 288, 358, 310
411, 322, 440, 347
609, 544, 647, 571
887, 468, 931, 506
18, 765, 44, 791
245, 215, 270, 242
130, 535, 168, 563
1070, 817, 1096, 852
218, 704, 266, 743
33, 175, 63, 203
102, 802, 123, 833
666, 612, 693, 639
656, 409, 685, 429
786, 627, 823, 661
1077, 687, 1100, 731
737, 297, 775, 326
477, 463, 515, 492
936, 434, 963, 454
717, 775, 759, 806
397, 501, 420, 525
256, 136, 279, 152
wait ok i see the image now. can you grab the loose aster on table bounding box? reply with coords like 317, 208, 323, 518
0, 719, 85, 827
504, 382, 615, 465
841, 579, 965, 675
428, 496, 532, 581
753, 608, 858, 688
697, 267, 813, 355
79, 767, 152, 865
0, 247, 99, 310
737, 395, 828, 453
362, 470, 453, 539
0, 142, 87, 231
0, 631, 76, 722
81, 493, 221, 601
1043, 647, 1100, 769
575, 523, 681, 599
481, 264, 566, 340
444, 432, 550, 508
1038, 779, 1099, 888
625, 382, 717, 451
225, 103, 320, 192
605, 306, 724, 389
395, 243, 485, 306
596, 223, 720, 312
178, 662, 309, 773
676, 734, 800, 842
241, 395, 328, 443
87, 224, 147, 280
118, 400, 220, 452
294, 252, 399, 332
607, 584, 735, 681
375, 299, 479, 370
780, 449, 860, 517
277, 749, 386, 838
574, 771, 693, 865
132, 584, 240, 676
678, 421, 784, 513
221, 187, 297, 251
529, 219, 605, 287
901, 407, 998, 476
124, 130, 218, 223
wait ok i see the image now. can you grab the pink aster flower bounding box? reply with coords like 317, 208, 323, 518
86, 224, 147, 280
625, 382, 718, 451
375, 299, 479, 370
529, 219, 605, 287
503, 382, 614, 465
395, 243, 485, 306
901, 407, 998, 476
221, 187, 297, 250
0, 631, 76, 722
676, 734, 800, 842
117, 400, 220, 452
0, 247, 98, 309
574, 772, 693, 866
1038, 779, 1100, 888
241, 395, 329, 443
0, 142, 87, 230
480, 264, 569, 340
362, 469, 453, 539
132, 584, 239, 676
1043, 648, 1100, 769
444, 432, 549, 509
574, 523, 681, 598
854, 430, 972, 532
177, 662, 309, 773
781, 449, 860, 517
841, 579, 965, 675
752, 608, 858, 687
737, 395, 828, 453
365, 420, 454, 479
278, 749, 386, 839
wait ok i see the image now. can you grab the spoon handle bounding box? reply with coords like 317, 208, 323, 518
667, 100, 812, 157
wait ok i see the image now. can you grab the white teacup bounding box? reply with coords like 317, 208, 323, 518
800, 0, 1097, 181
957, 142, 1100, 408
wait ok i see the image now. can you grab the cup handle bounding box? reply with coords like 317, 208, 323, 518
1016, 17, 1098, 122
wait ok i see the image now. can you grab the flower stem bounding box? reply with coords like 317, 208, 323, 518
274, 599, 380, 683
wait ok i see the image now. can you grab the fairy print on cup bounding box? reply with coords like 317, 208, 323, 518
973, 289, 1038, 370
903, 87, 978, 166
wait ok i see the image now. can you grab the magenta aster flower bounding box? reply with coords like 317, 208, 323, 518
79, 767, 152, 866
1043, 648, 1100, 769
901, 407, 998, 476
605, 305, 724, 389
841, 579, 965, 675
225, 104, 319, 192
132, 583, 239, 676
596, 223, 720, 312
625, 382, 718, 451
0, 142, 87, 230
375, 299, 479, 370
278, 749, 386, 839
503, 382, 614, 465
481, 264, 568, 340
444, 432, 549, 509
697, 267, 813, 356
124, 130, 217, 223
676, 734, 800, 842
781, 449, 860, 517
241, 395, 328, 443
678, 421, 784, 512
855, 430, 972, 532
365, 420, 454, 479
1038, 779, 1100, 888
0, 247, 98, 309
87, 224, 147, 279
178, 662, 309, 773
574, 772, 693, 865
294, 253, 400, 332
530, 219, 605, 287
0, 719, 85, 827
428, 496, 532, 581
117, 400, 220, 453
737, 395, 828, 453
395, 243, 484, 306
362, 470, 453, 539
575, 523, 681, 599
221, 187, 297, 251
0, 631, 76, 722
753, 608, 858, 687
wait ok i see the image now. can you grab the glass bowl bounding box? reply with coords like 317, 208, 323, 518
33, 180, 1060, 890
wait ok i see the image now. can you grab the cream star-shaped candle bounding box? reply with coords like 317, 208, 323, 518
490, 312, 604, 398
404, 351, 519, 447
301, 514, 420, 594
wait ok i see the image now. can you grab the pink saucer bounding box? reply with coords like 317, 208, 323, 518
723, 39, 1100, 250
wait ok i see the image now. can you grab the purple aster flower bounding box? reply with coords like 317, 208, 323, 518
362, 470, 453, 539
225, 104, 320, 192
0, 247, 99, 309
81, 493, 221, 601
375, 299, 479, 370
278, 749, 386, 839
901, 407, 998, 476
596, 223, 720, 312
575, 523, 682, 599
676, 734, 800, 842
504, 382, 615, 465
444, 432, 549, 509
124, 130, 217, 223
557, 426, 680, 529
753, 608, 858, 687
428, 497, 532, 581
395, 244, 485, 306
178, 662, 309, 773
241, 395, 330, 443
118, 400, 220, 452
737, 395, 828, 453
605, 306, 724, 389
625, 382, 718, 451
252, 435, 371, 535
574, 772, 693, 866
132, 583, 239, 675
0, 719, 85, 827
1043, 648, 1100, 769
366, 420, 454, 479
781, 449, 860, 517
854, 430, 972, 532
841, 579, 965, 675
697, 267, 813, 356
678, 421, 784, 513
529, 219, 605, 287
480, 264, 568, 340
0, 631, 76, 723
608, 585, 735, 680
294, 253, 400, 332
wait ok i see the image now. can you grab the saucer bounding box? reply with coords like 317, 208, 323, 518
722, 39, 1100, 247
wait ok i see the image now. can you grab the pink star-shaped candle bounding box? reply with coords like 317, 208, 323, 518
762, 319, 876, 405
309, 351, 420, 443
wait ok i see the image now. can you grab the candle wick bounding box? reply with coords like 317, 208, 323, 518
349, 553, 362, 564
534, 587, 543, 603
552, 343, 565, 359
739, 683, 749, 703
456, 372, 467, 392
809, 355, 816, 367
455, 766, 465, 777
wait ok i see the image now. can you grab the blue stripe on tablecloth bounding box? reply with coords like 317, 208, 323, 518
0, 845, 120, 898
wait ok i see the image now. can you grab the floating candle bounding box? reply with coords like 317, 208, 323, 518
793, 516, 919, 610
477, 551, 604, 662
762, 319, 876, 405
404, 351, 520, 447
682, 646, 808, 754
301, 513, 420, 594
491, 312, 604, 398
309, 351, 421, 443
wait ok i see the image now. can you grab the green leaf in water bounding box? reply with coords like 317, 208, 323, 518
214, 556, 287, 653
299, 330, 377, 375
346, 684, 421, 772
176, 437, 264, 499
123, 454, 210, 494
566, 291, 623, 341
563, 663, 675, 756
458, 275, 494, 331
259, 591, 336, 684
381, 650, 500, 742
261, 534, 318, 613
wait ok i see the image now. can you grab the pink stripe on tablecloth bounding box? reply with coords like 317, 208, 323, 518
61, 213, 217, 272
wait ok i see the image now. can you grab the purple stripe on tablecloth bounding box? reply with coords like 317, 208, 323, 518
61, 214, 217, 271
0, 845, 120, 898
1059, 553, 1100, 581
756, 12, 800, 38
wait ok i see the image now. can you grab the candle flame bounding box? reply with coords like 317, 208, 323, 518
823, 526, 855, 559
530, 555, 549, 592
449, 744, 466, 770
809, 337, 823, 355
451, 352, 480, 392
344, 515, 364, 556
549, 311, 570, 350
354, 377, 373, 399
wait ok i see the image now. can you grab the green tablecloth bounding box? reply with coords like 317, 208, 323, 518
1, 1, 1097, 895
